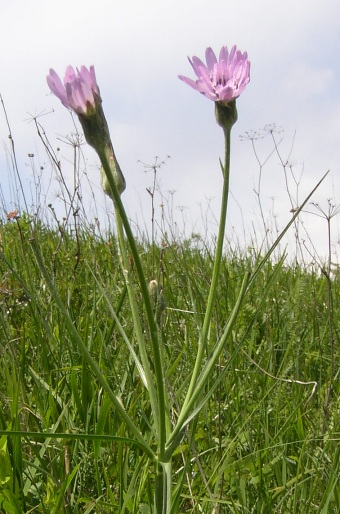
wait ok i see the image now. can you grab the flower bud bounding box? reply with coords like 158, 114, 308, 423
148, 280, 166, 325
100, 144, 126, 197
215, 100, 238, 132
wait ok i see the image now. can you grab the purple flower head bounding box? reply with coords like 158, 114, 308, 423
47, 65, 100, 115
178, 45, 250, 104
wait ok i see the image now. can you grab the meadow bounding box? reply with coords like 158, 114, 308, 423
0, 63, 340, 512
0, 173, 339, 513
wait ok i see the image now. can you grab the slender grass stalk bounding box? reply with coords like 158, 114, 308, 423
0, 431, 155, 458
248, 170, 329, 289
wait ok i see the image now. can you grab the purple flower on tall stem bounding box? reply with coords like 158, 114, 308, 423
178, 45, 250, 104
47, 65, 100, 115
47, 64, 126, 196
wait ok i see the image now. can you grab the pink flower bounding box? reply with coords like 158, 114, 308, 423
178, 46, 250, 104
47, 65, 100, 115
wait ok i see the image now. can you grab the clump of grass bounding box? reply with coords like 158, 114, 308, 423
0, 210, 339, 513
0, 86, 339, 513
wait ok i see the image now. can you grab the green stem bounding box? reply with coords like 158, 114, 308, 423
114, 206, 160, 432
174, 107, 234, 437
154, 460, 172, 514
96, 147, 168, 459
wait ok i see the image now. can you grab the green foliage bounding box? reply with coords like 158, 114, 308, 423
0, 217, 339, 513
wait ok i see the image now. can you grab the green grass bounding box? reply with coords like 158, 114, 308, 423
0, 213, 339, 513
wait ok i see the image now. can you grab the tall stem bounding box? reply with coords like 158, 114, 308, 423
172, 101, 237, 437
114, 208, 161, 433
154, 460, 172, 514
100, 148, 168, 451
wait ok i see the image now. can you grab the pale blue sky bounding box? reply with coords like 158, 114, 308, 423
1, 0, 339, 260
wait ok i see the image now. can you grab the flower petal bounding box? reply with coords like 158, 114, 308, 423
190, 56, 208, 78
46, 69, 68, 106
205, 47, 217, 71
178, 75, 201, 92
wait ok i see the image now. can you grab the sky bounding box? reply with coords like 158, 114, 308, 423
1, 0, 340, 262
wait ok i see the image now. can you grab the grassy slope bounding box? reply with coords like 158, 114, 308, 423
0, 216, 339, 513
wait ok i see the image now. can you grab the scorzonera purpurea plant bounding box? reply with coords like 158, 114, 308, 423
45, 48, 253, 512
